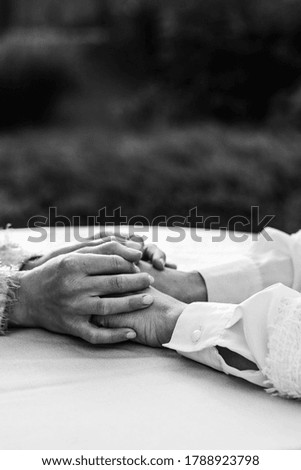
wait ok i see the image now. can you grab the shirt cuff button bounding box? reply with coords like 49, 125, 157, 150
191, 329, 202, 343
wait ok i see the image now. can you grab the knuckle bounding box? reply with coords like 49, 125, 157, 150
128, 296, 138, 310
108, 240, 119, 251
60, 276, 74, 294
56, 262, 79, 294
59, 254, 77, 272
111, 254, 122, 271
113, 275, 124, 290
96, 300, 109, 316
96, 299, 105, 316
87, 331, 98, 345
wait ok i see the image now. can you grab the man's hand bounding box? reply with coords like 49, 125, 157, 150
138, 261, 207, 303
92, 287, 186, 347
10, 241, 155, 344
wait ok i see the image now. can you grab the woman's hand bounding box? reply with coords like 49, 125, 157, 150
10, 241, 154, 344
23, 233, 176, 272
93, 287, 186, 348
90, 230, 176, 271
141, 244, 177, 271
21, 236, 125, 270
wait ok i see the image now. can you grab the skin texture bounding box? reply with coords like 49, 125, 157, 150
93, 261, 258, 371
10, 241, 155, 344
14, 234, 258, 372
13, 234, 174, 344
138, 260, 207, 303
23, 234, 171, 272
93, 285, 258, 371
93, 287, 186, 347
90, 231, 177, 271
141, 244, 177, 271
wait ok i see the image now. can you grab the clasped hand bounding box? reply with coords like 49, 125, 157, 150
10, 233, 205, 348
10, 239, 155, 344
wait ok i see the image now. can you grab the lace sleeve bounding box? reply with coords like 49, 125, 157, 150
0, 268, 20, 334
0, 232, 30, 335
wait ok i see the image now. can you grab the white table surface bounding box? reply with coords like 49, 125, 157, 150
0, 227, 301, 450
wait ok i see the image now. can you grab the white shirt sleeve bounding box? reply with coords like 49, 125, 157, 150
201, 227, 301, 303
164, 283, 301, 398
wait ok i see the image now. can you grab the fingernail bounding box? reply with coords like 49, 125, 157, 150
133, 264, 140, 272
126, 331, 136, 339
129, 248, 142, 258
142, 294, 153, 305
148, 275, 155, 284
158, 259, 164, 268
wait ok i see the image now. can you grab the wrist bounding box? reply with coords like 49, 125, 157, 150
164, 300, 186, 344
183, 270, 208, 303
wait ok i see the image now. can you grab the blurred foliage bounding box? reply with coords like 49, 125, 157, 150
0, 38, 79, 127
108, 0, 301, 124
2, 0, 301, 126
1, 0, 301, 231
1, 124, 301, 233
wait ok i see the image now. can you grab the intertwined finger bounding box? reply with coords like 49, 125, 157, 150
124, 234, 144, 252
38, 239, 110, 265
76, 253, 141, 277
69, 317, 136, 344
124, 240, 144, 251
83, 272, 154, 295
88, 231, 128, 242
165, 262, 177, 269
77, 240, 142, 263
143, 244, 167, 270
86, 292, 153, 316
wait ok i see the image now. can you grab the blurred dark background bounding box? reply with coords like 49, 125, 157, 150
2, 0, 301, 232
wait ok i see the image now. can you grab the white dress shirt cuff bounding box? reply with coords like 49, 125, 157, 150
164, 301, 265, 387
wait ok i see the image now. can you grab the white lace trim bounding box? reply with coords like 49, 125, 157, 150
0, 229, 30, 334
0, 227, 30, 270
263, 296, 301, 399
0, 269, 10, 334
